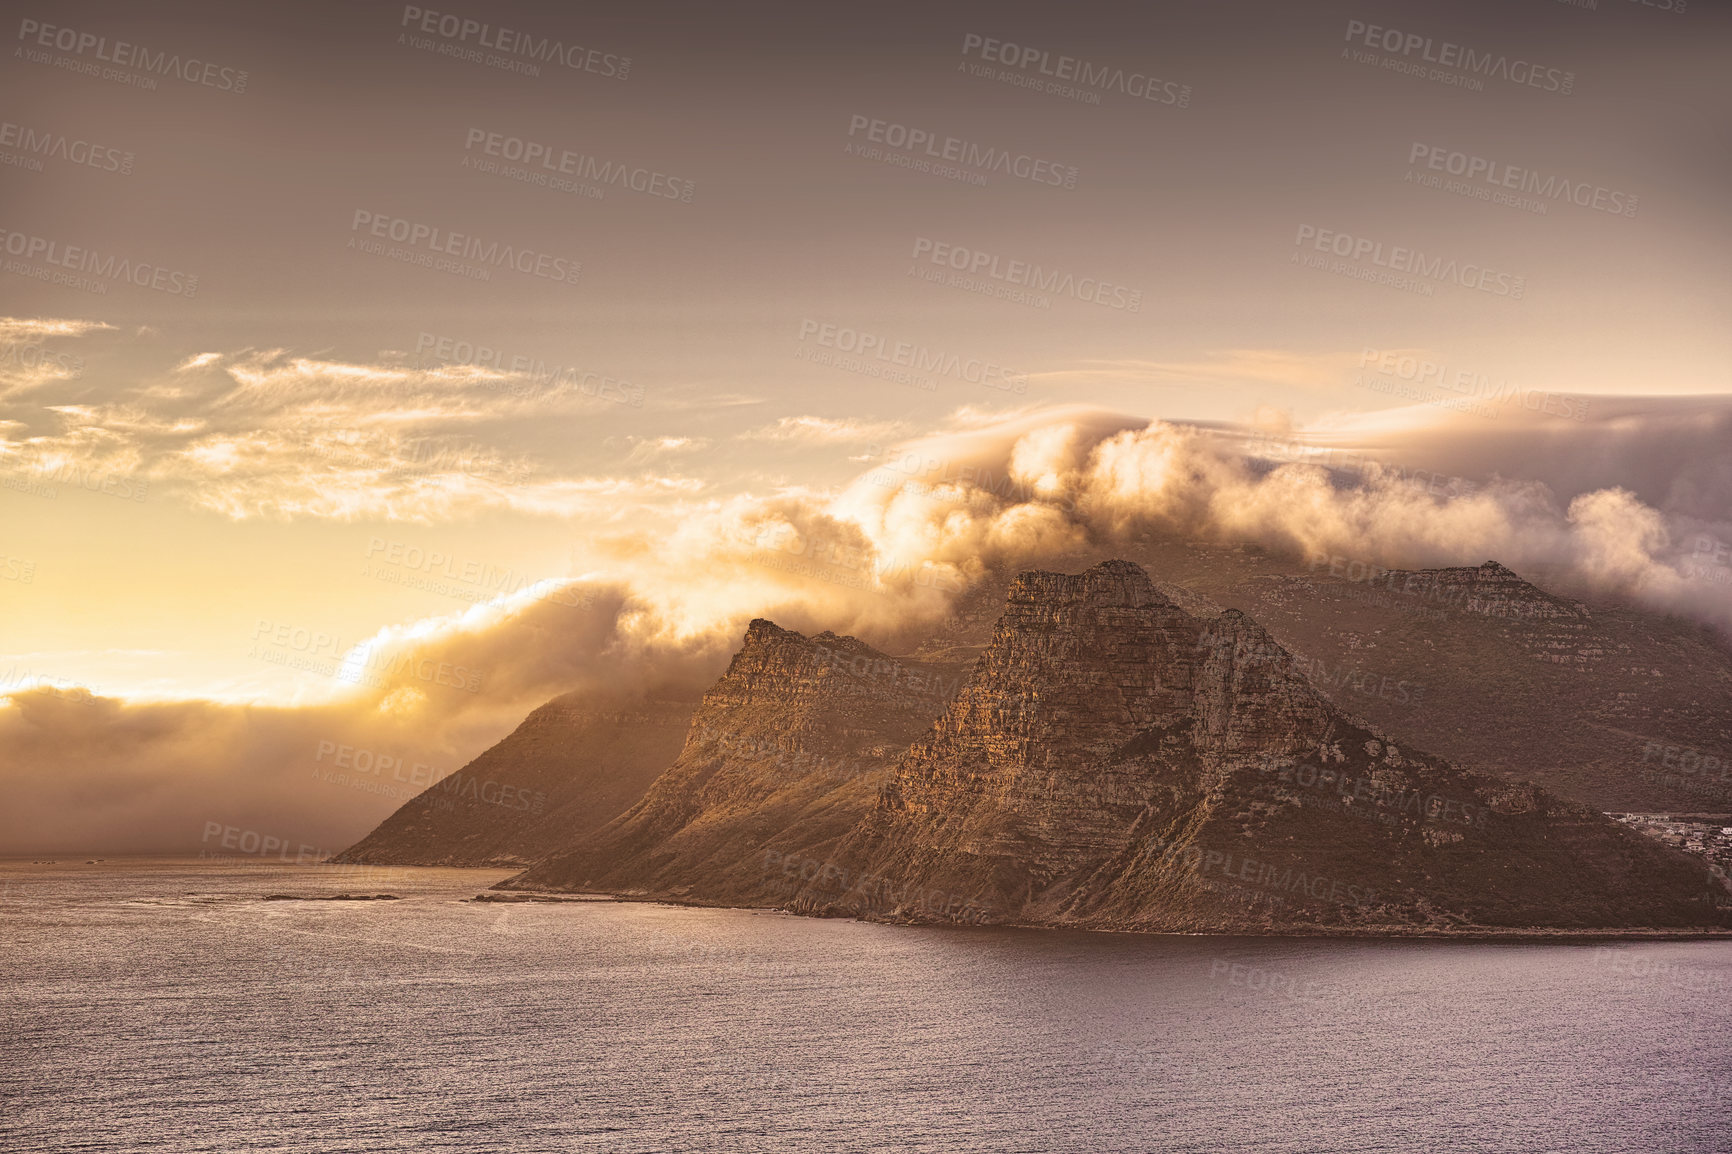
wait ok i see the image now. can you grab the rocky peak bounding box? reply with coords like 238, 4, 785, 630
704, 620, 960, 742
869, 561, 1333, 876
498, 623, 966, 900
931, 562, 1325, 763
1005, 558, 1176, 611
625, 620, 968, 818
1357, 559, 1588, 620
791, 561, 1720, 931
741, 616, 796, 644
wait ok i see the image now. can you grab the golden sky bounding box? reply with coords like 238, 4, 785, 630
1, 0, 1728, 851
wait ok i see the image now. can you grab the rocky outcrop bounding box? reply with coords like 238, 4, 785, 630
334, 690, 697, 867
915, 544, 1732, 814
1326, 559, 1589, 621
506, 561, 1730, 934
787, 562, 1723, 931
500, 621, 966, 899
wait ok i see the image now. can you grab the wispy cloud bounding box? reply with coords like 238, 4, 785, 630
0, 333, 696, 522
0, 316, 112, 400
740, 415, 909, 444
1037, 349, 1363, 394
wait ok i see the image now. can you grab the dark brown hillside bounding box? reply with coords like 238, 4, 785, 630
914, 541, 1732, 814
506, 562, 1730, 935
334, 690, 697, 867
500, 622, 966, 900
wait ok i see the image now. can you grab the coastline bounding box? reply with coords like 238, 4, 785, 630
471, 884, 1732, 942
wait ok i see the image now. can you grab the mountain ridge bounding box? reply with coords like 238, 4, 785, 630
502, 561, 1730, 935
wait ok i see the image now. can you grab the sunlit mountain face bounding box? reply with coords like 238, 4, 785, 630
1, 0, 1727, 855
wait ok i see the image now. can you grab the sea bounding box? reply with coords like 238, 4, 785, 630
2, 859, 1728, 1154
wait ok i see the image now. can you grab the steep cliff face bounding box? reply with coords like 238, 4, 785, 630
334, 691, 697, 867
832, 567, 1322, 900
914, 543, 1732, 814
789, 561, 1725, 932
501, 621, 965, 899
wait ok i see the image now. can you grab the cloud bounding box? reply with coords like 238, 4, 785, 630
625, 434, 709, 464
740, 415, 909, 444
0, 316, 111, 400
829, 400, 1732, 628
0, 577, 731, 855
0, 317, 114, 341
1035, 349, 1362, 394
7, 361, 1732, 854
0, 334, 694, 522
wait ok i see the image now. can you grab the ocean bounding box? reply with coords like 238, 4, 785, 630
3, 859, 1728, 1153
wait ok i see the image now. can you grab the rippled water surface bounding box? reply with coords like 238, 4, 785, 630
2, 859, 1728, 1153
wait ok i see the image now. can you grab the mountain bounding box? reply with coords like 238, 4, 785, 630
911, 541, 1732, 815
505, 561, 1730, 934
334, 690, 698, 867
497, 621, 966, 900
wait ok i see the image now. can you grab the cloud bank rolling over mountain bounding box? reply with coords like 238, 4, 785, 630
4, 381, 1729, 854
2, 0, 1727, 856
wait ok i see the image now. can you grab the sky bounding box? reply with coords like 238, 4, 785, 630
1, 0, 1728, 852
